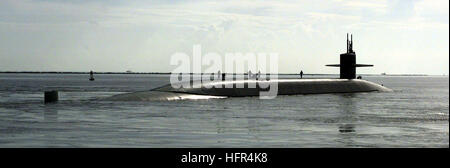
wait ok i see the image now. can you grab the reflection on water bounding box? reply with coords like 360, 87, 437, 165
43, 104, 59, 147
339, 124, 355, 133
336, 94, 358, 147
44, 105, 58, 122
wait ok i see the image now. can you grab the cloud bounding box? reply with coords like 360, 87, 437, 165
414, 0, 449, 16
0, 0, 108, 24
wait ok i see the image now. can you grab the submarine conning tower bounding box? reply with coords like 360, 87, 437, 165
326, 34, 373, 79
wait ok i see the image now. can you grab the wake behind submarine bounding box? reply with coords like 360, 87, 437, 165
105, 34, 392, 101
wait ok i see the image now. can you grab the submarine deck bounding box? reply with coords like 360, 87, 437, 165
154, 78, 392, 97
103, 78, 391, 101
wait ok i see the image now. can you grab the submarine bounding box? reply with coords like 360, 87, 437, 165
104, 34, 391, 101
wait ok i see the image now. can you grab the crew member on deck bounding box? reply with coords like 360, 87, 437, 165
300, 70, 303, 79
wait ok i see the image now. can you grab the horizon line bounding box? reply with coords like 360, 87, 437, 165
0, 71, 437, 76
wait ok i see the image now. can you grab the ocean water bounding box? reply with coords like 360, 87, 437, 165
0, 73, 448, 147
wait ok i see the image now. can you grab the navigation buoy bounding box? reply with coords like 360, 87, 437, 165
89, 70, 95, 81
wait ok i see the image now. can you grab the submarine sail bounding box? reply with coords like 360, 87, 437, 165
326, 33, 373, 79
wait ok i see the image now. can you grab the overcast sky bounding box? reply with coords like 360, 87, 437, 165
0, 0, 448, 75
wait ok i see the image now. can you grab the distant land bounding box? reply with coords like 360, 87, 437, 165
0, 71, 432, 76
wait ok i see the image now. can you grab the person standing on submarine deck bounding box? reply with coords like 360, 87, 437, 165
300, 70, 303, 79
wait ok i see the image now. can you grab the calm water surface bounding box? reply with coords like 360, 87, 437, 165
0, 74, 448, 147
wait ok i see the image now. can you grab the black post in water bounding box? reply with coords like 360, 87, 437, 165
44, 91, 58, 103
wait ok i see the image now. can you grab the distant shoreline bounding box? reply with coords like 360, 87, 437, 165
0, 71, 432, 76
0, 71, 171, 75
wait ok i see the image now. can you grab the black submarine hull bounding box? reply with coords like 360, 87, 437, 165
103, 79, 391, 101
156, 79, 391, 96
